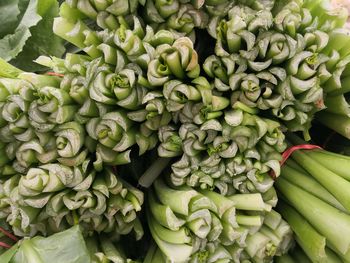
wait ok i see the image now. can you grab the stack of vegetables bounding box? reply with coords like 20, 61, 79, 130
0, 65, 144, 240
276, 134, 350, 262
146, 178, 292, 262
0, 0, 350, 262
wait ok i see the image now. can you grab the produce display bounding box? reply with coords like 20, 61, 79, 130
0, 0, 350, 262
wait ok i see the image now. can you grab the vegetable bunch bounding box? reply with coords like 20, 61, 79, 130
0, 163, 144, 239
276, 135, 350, 262
205, 0, 348, 139
159, 102, 286, 195
147, 178, 292, 262
0, 63, 144, 239
1, 0, 350, 262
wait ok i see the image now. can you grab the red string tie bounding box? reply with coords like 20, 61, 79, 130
46, 72, 64, 77
270, 144, 322, 179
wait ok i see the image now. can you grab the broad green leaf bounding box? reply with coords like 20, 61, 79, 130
0, 0, 42, 62
0, 226, 91, 263
10, 1, 65, 71
0, 0, 21, 37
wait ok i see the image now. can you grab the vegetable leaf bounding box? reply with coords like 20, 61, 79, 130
0, 226, 91, 263
0, 0, 65, 71
10, 1, 65, 71
0, 0, 21, 37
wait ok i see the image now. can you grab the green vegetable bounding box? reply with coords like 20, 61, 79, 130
277, 135, 350, 261
0, 226, 90, 263
148, 178, 292, 262
0, 0, 65, 71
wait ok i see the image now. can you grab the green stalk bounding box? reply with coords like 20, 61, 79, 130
53, 18, 88, 49
325, 248, 344, 263
149, 214, 191, 244
147, 212, 193, 262
99, 236, 125, 263
303, 150, 350, 181
282, 164, 346, 212
277, 200, 327, 262
153, 179, 198, 216
290, 245, 312, 263
236, 214, 263, 226
331, 77, 350, 95
228, 193, 266, 211
324, 95, 350, 116
263, 210, 282, 230
291, 149, 350, 212
276, 177, 350, 254
285, 158, 307, 174
152, 248, 166, 262
317, 111, 350, 139
244, 231, 271, 259
198, 189, 235, 218
138, 158, 171, 188
148, 190, 185, 231
275, 254, 296, 263
143, 243, 157, 263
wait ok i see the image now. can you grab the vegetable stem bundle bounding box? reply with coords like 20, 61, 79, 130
276, 135, 350, 262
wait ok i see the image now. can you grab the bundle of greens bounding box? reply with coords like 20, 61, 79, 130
0, 63, 144, 240
147, 178, 293, 262
205, 0, 348, 140
159, 101, 286, 195
276, 135, 350, 262
0, 164, 144, 239
1, 0, 350, 262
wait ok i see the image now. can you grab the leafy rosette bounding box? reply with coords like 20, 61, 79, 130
87, 235, 137, 263
211, 5, 274, 57
143, 0, 181, 24
315, 30, 350, 136
272, 0, 348, 37
87, 58, 148, 110
171, 77, 230, 125
147, 37, 200, 87
28, 85, 78, 133
57, 0, 140, 31
86, 111, 137, 168
0, 175, 20, 220
203, 0, 236, 18
147, 3, 209, 41
0, 85, 36, 144
53, 122, 88, 167
127, 91, 172, 131
0, 73, 60, 141
113, 17, 160, 69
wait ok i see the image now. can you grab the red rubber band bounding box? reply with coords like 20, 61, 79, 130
280, 144, 322, 166
270, 144, 322, 179
46, 72, 64, 77
0, 241, 11, 249
0, 227, 18, 242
